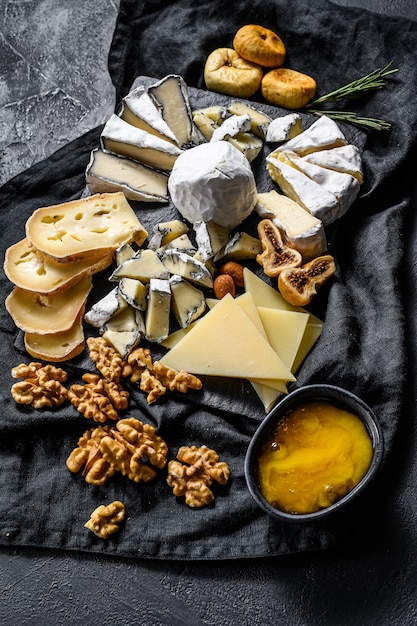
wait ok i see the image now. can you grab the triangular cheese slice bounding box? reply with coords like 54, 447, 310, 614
257, 307, 309, 370
276, 115, 347, 156
160, 293, 295, 383
301, 144, 363, 184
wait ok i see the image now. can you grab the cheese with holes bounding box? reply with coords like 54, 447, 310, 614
227, 101, 271, 139
147, 74, 201, 147
266, 155, 341, 225
85, 149, 169, 203
168, 141, 258, 229
145, 278, 171, 342
160, 293, 295, 383
100, 114, 182, 171
256, 190, 326, 260
265, 113, 303, 143
120, 86, 179, 145
25, 192, 148, 263
276, 115, 347, 156
301, 144, 364, 184
170, 275, 206, 328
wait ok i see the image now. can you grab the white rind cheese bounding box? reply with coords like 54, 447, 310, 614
168, 141, 258, 229
147, 220, 189, 250
160, 249, 213, 288
170, 274, 206, 328
301, 144, 364, 183
227, 101, 272, 139
100, 114, 182, 171
192, 111, 219, 141
284, 152, 360, 218
256, 190, 326, 260
210, 114, 252, 141
120, 86, 179, 145
276, 115, 347, 156
110, 249, 170, 282
193, 221, 230, 261
147, 74, 201, 148
118, 277, 148, 310
265, 113, 303, 143
85, 148, 169, 203
84, 287, 128, 328
266, 155, 341, 225
214, 231, 262, 262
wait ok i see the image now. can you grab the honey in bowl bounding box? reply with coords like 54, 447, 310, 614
256, 399, 374, 515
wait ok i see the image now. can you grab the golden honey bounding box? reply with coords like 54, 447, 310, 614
257, 400, 373, 515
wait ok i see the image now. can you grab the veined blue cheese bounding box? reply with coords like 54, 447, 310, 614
276, 115, 347, 156
161, 249, 213, 288
147, 74, 201, 148
168, 141, 258, 229
265, 113, 303, 143
256, 190, 326, 261
85, 148, 169, 203
214, 231, 262, 263
266, 155, 341, 225
156, 233, 197, 257
120, 86, 179, 145
192, 111, 219, 141
118, 277, 148, 310
145, 278, 171, 343
100, 114, 182, 171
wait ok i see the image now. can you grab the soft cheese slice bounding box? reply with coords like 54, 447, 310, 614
210, 114, 252, 141
101, 114, 182, 171
85, 149, 169, 203
266, 155, 340, 225
193, 221, 230, 261
170, 274, 206, 328
214, 231, 262, 263
301, 144, 364, 184
160, 249, 214, 288
192, 111, 219, 141
265, 113, 303, 143
6, 277, 93, 334
283, 152, 360, 218
4, 238, 113, 295
120, 86, 179, 144
160, 293, 295, 383
227, 101, 272, 139
84, 286, 129, 328
25, 192, 148, 263
256, 190, 326, 261
145, 278, 171, 342
118, 277, 148, 310
110, 249, 170, 282
276, 115, 347, 156
102, 329, 142, 358
156, 233, 197, 257
148, 220, 189, 250
147, 74, 200, 147
227, 132, 264, 163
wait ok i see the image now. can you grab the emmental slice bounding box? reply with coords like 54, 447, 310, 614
25, 192, 148, 263
160, 293, 295, 383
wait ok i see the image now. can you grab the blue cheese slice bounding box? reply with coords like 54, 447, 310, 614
214, 231, 262, 263
256, 190, 326, 261
118, 277, 148, 310
85, 149, 169, 202
265, 113, 303, 143
156, 233, 197, 257
226, 101, 272, 139
100, 114, 182, 171
193, 221, 230, 261
210, 114, 252, 141
110, 249, 170, 282
145, 278, 171, 343
170, 274, 207, 328
147, 219, 189, 250
84, 287, 128, 328
266, 154, 341, 225
160, 249, 213, 288
120, 86, 179, 145
147, 74, 201, 148
191, 111, 219, 141
276, 115, 347, 156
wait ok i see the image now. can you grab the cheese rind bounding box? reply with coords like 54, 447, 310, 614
210, 114, 252, 141
85, 148, 169, 203
101, 114, 182, 171
256, 190, 326, 260
84, 287, 128, 328
301, 144, 364, 184
265, 113, 303, 143
170, 275, 206, 328
120, 86, 179, 145
145, 278, 171, 342
226, 101, 272, 138
275, 115, 347, 156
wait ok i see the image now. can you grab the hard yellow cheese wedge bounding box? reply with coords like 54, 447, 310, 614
160, 293, 295, 384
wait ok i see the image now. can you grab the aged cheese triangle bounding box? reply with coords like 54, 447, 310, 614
160, 293, 295, 383
257, 307, 309, 371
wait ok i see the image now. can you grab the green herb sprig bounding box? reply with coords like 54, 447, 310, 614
303, 62, 398, 131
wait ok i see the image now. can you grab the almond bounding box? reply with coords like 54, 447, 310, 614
213, 274, 235, 299
218, 261, 244, 288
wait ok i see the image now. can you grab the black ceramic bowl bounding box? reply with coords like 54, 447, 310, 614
245, 384, 384, 522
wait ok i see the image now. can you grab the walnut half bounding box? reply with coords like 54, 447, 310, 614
84, 500, 126, 539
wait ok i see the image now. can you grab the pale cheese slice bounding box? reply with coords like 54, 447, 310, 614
145, 278, 171, 343
160, 293, 295, 383
275, 115, 347, 156
265, 113, 303, 143
120, 86, 179, 145
283, 152, 360, 218
256, 190, 326, 261
85, 149, 169, 203
301, 144, 364, 184
227, 101, 272, 139
101, 114, 182, 171
257, 307, 309, 370
266, 155, 341, 225
147, 74, 200, 147
210, 114, 252, 141
192, 111, 219, 141
24, 311, 86, 362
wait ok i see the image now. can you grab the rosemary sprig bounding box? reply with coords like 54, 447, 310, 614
303, 62, 398, 131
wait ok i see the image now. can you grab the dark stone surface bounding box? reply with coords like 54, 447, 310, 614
1, 1, 417, 625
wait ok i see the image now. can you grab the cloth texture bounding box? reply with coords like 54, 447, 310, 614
1, 0, 417, 559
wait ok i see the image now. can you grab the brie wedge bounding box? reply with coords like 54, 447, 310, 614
120, 86, 179, 145
276, 115, 347, 156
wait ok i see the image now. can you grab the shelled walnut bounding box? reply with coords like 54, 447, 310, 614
85, 501, 126, 539
11, 361, 68, 409
167, 445, 231, 508
68, 372, 129, 422
66, 417, 168, 485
